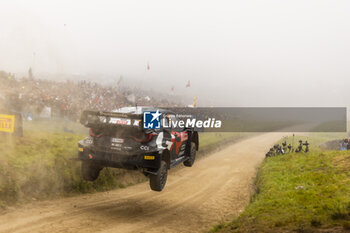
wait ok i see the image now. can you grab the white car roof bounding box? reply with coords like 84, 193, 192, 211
113, 106, 153, 114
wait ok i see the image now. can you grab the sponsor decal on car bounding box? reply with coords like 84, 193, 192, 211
140, 145, 150, 150
111, 143, 122, 147
144, 155, 155, 160
111, 138, 124, 143
109, 117, 131, 125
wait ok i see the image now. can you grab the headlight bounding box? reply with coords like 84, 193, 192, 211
98, 116, 107, 123
84, 137, 93, 144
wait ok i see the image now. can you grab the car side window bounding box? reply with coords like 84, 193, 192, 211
160, 114, 171, 131
169, 114, 183, 132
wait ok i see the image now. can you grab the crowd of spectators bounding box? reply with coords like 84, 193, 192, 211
0, 70, 182, 121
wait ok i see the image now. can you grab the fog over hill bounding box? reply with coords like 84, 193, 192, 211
0, 0, 349, 107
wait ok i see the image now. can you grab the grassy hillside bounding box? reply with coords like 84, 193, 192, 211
0, 120, 245, 207
211, 133, 350, 232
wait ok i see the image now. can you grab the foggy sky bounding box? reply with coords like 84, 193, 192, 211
0, 0, 349, 107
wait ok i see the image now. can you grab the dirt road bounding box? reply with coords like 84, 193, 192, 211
0, 133, 283, 233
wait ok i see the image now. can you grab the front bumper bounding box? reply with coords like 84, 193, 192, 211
77, 146, 161, 170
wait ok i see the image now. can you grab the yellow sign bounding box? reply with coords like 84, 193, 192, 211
78, 147, 84, 152
0, 114, 15, 133
144, 155, 155, 160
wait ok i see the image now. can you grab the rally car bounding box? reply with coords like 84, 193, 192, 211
77, 107, 199, 191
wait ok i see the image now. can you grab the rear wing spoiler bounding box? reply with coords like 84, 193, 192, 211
80, 110, 143, 129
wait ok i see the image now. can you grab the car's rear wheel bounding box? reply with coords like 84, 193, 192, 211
81, 161, 102, 181
149, 161, 168, 191
184, 142, 196, 167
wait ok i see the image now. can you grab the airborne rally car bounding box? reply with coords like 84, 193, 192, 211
77, 107, 198, 191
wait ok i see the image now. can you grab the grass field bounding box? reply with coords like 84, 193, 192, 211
0, 119, 246, 207
211, 132, 350, 232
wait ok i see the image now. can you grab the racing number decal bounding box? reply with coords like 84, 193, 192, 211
156, 132, 174, 150
170, 131, 188, 155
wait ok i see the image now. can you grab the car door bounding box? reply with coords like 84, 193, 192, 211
168, 114, 188, 158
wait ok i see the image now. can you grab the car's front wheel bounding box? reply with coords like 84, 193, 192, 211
81, 161, 102, 181
149, 160, 168, 191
